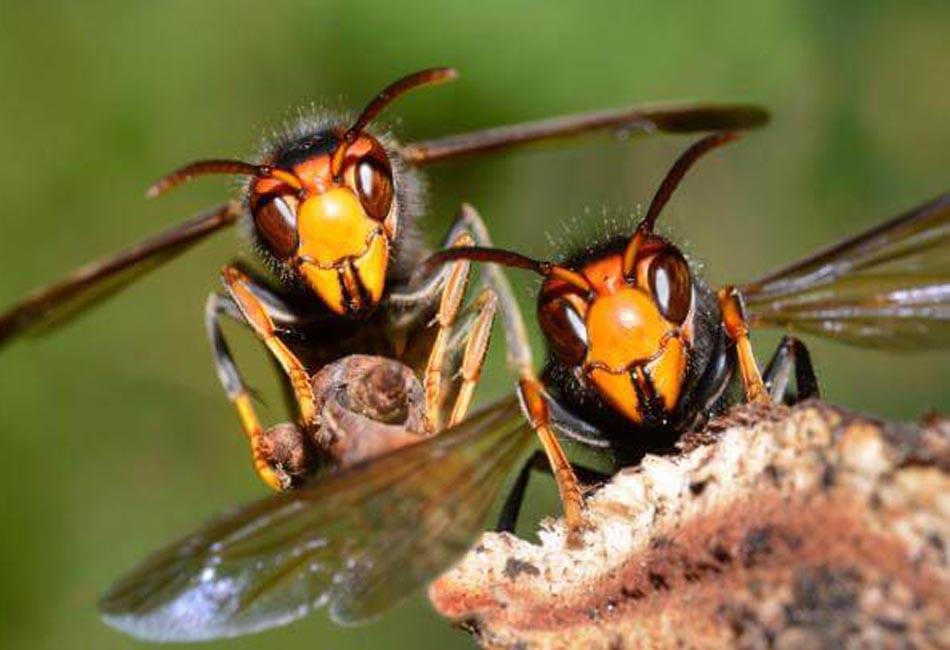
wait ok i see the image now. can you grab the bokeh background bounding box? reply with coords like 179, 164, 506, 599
0, 2, 947, 648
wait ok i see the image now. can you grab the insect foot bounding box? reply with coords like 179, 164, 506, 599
430, 401, 949, 649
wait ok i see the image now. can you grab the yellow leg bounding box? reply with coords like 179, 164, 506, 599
518, 374, 586, 542
207, 292, 292, 490
222, 266, 317, 424
212, 267, 320, 491
446, 289, 497, 427
718, 285, 769, 404
233, 392, 287, 490
415, 205, 587, 539
447, 205, 586, 538
423, 232, 475, 431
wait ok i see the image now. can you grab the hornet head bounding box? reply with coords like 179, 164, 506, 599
145, 68, 457, 316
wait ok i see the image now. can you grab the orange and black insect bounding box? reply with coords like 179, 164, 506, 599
0, 68, 769, 639
0, 67, 768, 494
88, 134, 946, 642
427, 133, 950, 532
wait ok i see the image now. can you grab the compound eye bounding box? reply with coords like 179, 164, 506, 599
355, 154, 394, 222
649, 249, 692, 324
538, 297, 589, 367
254, 195, 299, 259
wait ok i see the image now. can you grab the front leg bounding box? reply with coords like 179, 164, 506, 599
395, 204, 587, 536
205, 266, 319, 491
717, 285, 769, 404
221, 266, 318, 425
518, 376, 587, 539
422, 230, 476, 431
391, 203, 535, 377
445, 288, 498, 428
206, 292, 299, 491
392, 203, 528, 430
495, 450, 611, 534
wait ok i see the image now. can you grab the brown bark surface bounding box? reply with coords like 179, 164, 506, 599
430, 402, 950, 649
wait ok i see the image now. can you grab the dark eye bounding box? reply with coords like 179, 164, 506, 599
355, 155, 394, 221
649, 249, 692, 324
538, 297, 589, 367
254, 195, 298, 259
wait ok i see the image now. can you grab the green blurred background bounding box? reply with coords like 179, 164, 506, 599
0, 2, 947, 648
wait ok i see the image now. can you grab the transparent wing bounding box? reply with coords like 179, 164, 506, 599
741, 194, 950, 349
401, 102, 769, 164
0, 202, 240, 347
99, 396, 532, 641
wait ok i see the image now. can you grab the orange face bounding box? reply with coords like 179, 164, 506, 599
537, 240, 696, 426
249, 133, 397, 316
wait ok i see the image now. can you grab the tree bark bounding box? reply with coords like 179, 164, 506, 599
429, 402, 949, 649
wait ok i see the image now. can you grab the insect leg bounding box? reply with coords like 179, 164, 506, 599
762, 335, 820, 404
220, 266, 317, 425
422, 231, 475, 430
205, 292, 287, 491
446, 288, 497, 427
495, 450, 545, 533
518, 376, 586, 538
391, 204, 532, 377
404, 202, 528, 429
386, 215, 480, 324
717, 285, 769, 404
452, 204, 534, 375
398, 204, 586, 534
457, 203, 586, 536
495, 451, 612, 534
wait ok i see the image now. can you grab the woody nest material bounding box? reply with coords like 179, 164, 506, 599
429, 402, 949, 649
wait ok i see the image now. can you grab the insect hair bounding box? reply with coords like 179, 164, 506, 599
235, 109, 428, 290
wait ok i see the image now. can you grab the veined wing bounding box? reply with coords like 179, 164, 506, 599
741, 194, 949, 348
401, 102, 769, 164
0, 202, 240, 347
99, 396, 532, 641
